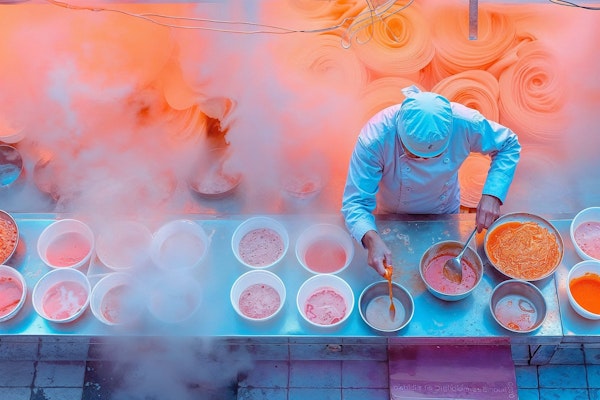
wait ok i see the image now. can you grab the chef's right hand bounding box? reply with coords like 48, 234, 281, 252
361, 230, 392, 277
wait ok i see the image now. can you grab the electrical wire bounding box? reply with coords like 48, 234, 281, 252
549, 0, 600, 10
43, 0, 414, 47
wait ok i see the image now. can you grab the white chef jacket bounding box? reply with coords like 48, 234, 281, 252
341, 102, 521, 244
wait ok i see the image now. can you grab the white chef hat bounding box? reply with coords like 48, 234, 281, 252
397, 86, 453, 158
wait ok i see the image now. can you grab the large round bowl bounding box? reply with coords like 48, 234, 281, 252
358, 281, 414, 333
490, 279, 547, 333
0, 265, 27, 322
419, 240, 483, 301
295, 223, 354, 275
150, 219, 210, 271
484, 213, 563, 282
231, 216, 289, 269
296, 274, 354, 330
32, 268, 91, 324
566, 260, 600, 320
0, 210, 19, 265
37, 219, 95, 270
570, 207, 600, 261
230, 270, 286, 323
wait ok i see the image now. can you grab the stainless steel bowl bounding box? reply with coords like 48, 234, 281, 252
0, 209, 19, 265
490, 279, 547, 333
0, 144, 23, 189
419, 240, 483, 301
358, 281, 414, 333
484, 212, 563, 282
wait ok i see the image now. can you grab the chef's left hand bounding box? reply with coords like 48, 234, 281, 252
476, 194, 501, 233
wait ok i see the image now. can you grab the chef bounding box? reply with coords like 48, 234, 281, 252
341, 86, 521, 276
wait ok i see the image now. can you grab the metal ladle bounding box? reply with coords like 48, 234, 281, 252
443, 227, 477, 283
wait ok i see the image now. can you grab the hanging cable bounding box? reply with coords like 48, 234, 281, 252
549, 0, 600, 10
43, 0, 414, 47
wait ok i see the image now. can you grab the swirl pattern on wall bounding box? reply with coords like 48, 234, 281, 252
359, 76, 420, 125
432, 70, 500, 121
498, 40, 567, 144
350, 3, 434, 78
429, 5, 517, 82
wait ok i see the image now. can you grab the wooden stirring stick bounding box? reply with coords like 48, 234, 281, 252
383, 261, 396, 320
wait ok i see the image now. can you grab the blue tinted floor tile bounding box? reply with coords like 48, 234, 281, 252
588, 365, 600, 388
538, 365, 587, 388
289, 388, 341, 400
518, 388, 540, 400
585, 347, 600, 365
550, 347, 585, 364
590, 388, 600, 400
238, 361, 288, 388
237, 387, 287, 400
516, 365, 539, 389
342, 388, 389, 400
342, 360, 388, 389
0, 387, 32, 400
539, 388, 589, 400
290, 360, 341, 388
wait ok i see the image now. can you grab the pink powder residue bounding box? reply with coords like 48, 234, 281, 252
101, 284, 129, 324
42, 280, 88, 320
304, 287, 346, 325
46, 232, 91, 267
238, 283, 281, 319
574, 222, 600, 260
238, 228, 284, 267
0, 275, 23, 317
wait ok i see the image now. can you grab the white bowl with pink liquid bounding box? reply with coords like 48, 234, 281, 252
32, 268, 91, 323
570, 207, 600, 261
296, 274, 354, 329
90, 273, 143, 326
231, 216, 289, 269
150, 219, 211, 271
230, 270, 286, 322
37, 219, 95, 270
0, 265, 27, 322
295, 223, 354, 275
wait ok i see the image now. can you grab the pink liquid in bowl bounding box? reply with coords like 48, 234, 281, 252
423, 254, 478, 295
238, 283, 281, 319
0, 275, 23, 318
45, 232, 91, 267
304, 239, 347, 273
42, 280, 88, 321
304, 287, 346, 325
239, 228, 284, 267
574, 221, 600, 259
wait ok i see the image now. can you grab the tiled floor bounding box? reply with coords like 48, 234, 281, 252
1, 341, 600, 400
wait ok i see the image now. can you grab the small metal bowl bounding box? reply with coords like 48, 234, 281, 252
419, 240, 483, 301
490, 279, 547, 333
0, 210, 19, 265
484, 212, 563, 281
359, 281, 414, 333
0, 144, 23, 189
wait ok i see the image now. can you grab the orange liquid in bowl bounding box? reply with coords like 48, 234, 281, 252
569, 272, 600, 315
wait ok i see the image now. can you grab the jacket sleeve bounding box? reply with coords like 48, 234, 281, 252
467, 114, 522, 203
341, 134, 384, 244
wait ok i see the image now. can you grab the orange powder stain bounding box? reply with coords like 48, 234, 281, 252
570, 273, 600, 315
486, 221, 560, 280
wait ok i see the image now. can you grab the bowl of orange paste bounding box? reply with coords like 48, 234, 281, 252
567, 260, 600, 320
570, 207, 600, 262
0, 210, 19, 266
484, 213, 563, 282
419, 240, 483, 301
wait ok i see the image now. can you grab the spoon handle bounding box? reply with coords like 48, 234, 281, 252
457, 227, 478, 258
